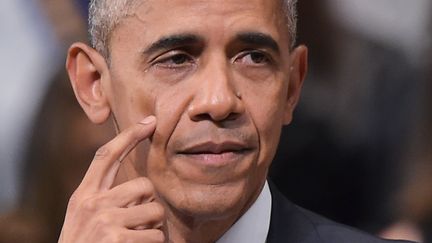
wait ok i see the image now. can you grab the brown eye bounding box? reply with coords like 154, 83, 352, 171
249, 52, 267, 63
171, 54, 190, 65
235, 50, 272, 66
152, 51, 195, 69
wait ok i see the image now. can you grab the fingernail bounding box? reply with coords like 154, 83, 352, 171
139, 115, 156, 125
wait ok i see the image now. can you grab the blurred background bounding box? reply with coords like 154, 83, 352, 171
0, 0, 430, 242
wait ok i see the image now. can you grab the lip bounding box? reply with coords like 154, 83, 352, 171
179, 141, 251, 154
176, 141, 254, 166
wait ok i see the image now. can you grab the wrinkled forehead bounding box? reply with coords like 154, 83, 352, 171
131, 0, 284, 15
105, 0, 292, 66
119, 0, 288, 40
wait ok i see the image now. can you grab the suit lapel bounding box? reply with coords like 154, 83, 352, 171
267, 181, 322, 243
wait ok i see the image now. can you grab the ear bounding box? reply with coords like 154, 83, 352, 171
66, 42, 111, 124
283, 45, 308, 125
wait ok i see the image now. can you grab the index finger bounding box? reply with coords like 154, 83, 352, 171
79, 116, 156, 192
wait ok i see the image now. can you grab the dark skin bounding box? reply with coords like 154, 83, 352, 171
62, 0, 307, 242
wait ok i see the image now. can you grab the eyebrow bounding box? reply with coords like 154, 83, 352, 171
143, 34, 203, 55
236, 32, 280, 53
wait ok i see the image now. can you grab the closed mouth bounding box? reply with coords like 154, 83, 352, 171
177, 141, 253, 155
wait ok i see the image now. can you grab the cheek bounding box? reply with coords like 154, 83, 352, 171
241, 76, 287, 165
152, 86, 190, 147
109, 72, 157, 128
242, 72, 287, 129
145, 84, 192, 178
111, 75, 189, 176
131, 87, 156, 120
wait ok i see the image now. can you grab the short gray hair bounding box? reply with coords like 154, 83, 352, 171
89, 0, 298, 59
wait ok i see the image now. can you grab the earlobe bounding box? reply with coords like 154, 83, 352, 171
66, 42, 111, 124
283, 45, 308, 125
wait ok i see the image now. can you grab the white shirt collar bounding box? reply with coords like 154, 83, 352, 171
216, 181, 272, 243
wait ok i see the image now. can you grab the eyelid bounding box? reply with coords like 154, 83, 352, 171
148, 51, 197, 72
149, 49, 192, 64
233, 49, 275, 64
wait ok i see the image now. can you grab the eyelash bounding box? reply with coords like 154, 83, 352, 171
234, 50, 273, 66
150, 49, 273, 70
151, 51, 195, 69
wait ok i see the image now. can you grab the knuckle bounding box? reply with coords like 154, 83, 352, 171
81, 196, 99, 212
135, 177, 154, 195
151, 230, 165, 243
94, 145, 111, 160
104, 230, 123, 243
95, 211, 114, 226
67, 191, 80, 209
149, 202, 165, 220
136, 177, 151, 188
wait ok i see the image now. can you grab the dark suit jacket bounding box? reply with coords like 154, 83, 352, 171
267, 183, 415, 243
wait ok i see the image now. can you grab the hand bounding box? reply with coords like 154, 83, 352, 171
59, 116, 165, 243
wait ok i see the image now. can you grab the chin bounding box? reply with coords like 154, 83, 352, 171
159, 177, 251, 220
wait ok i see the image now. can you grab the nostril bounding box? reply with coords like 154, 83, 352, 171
192, 113, 213, 122
187, 89, 245, 122
225, 112, 240, 121
191, 112, 239, 122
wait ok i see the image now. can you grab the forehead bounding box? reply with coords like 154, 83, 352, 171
133, 0, 283, 19
111, 0, 289, 50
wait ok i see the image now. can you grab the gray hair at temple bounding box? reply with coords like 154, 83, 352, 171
88, 0, 298, 60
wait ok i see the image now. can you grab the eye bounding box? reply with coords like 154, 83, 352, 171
152, 51, 195, 69
248, 52, 267, 63
235, 50, 272, 66
170, 54, 190, 64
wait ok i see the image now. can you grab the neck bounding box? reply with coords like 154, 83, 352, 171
163, 184, 264, 243
165, 210, 237, 243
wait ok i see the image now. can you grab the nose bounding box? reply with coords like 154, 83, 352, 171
187, 60, 245, 122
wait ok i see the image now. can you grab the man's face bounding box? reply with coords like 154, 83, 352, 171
106, 0, 300, 219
